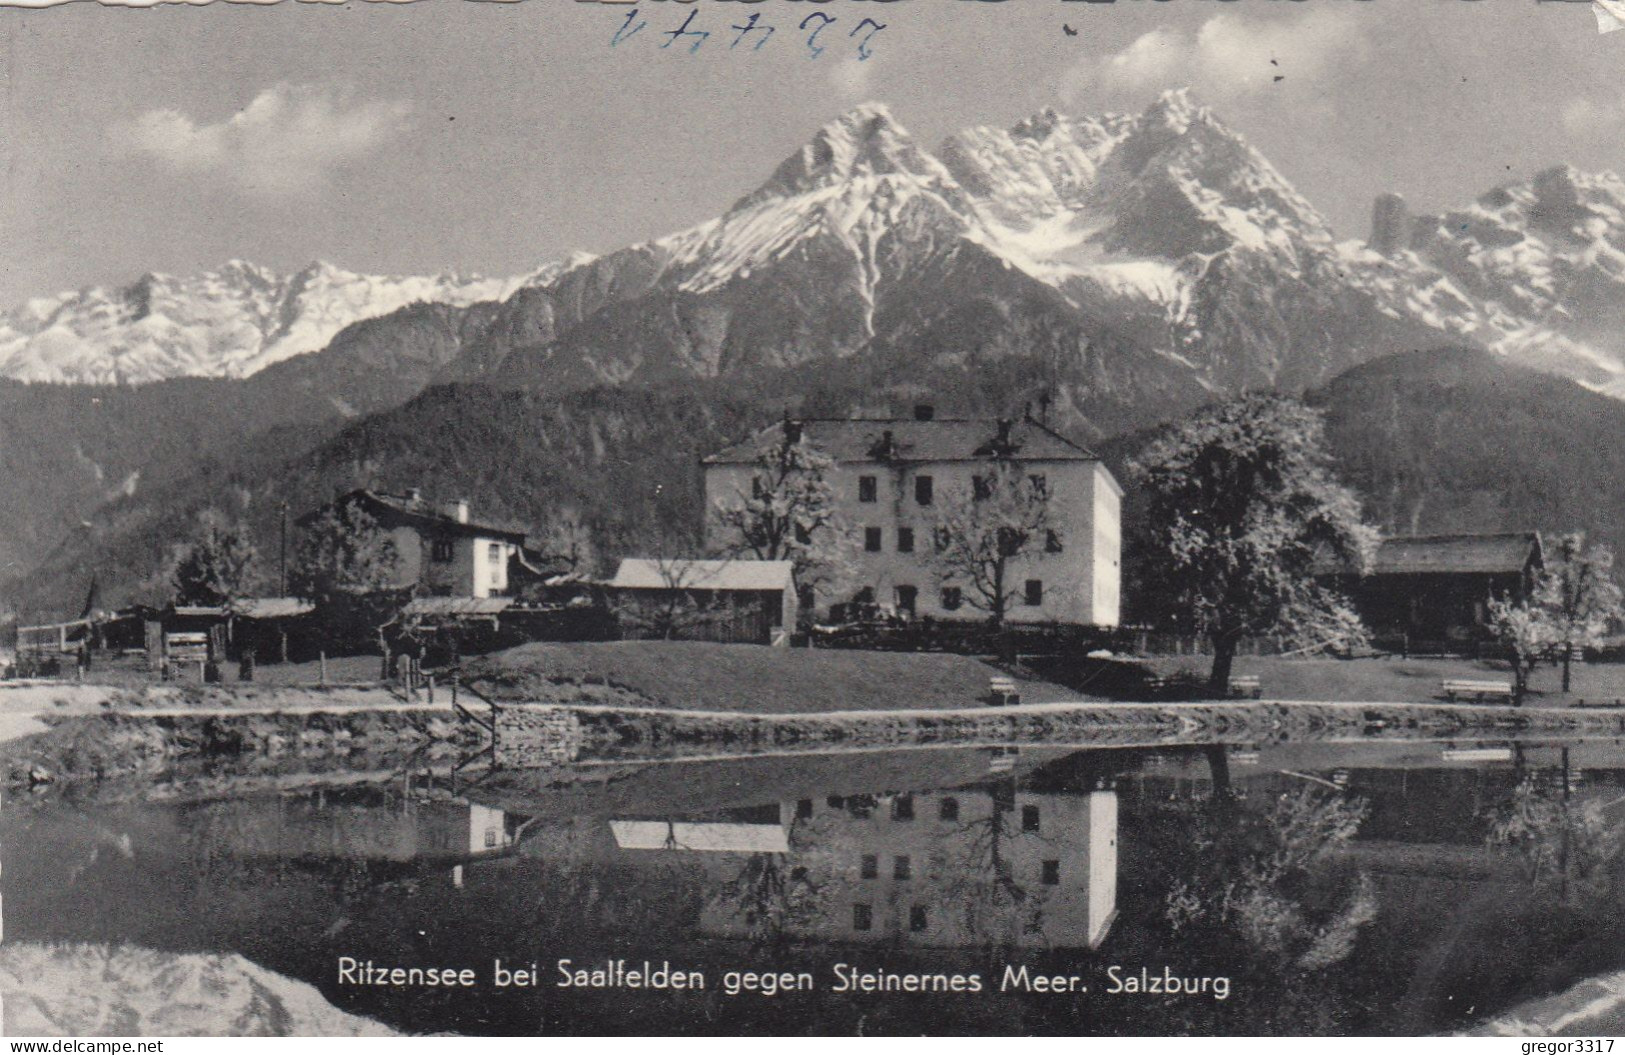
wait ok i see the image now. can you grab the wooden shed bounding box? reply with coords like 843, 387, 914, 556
1319, 532, 1544, 654
607, 559, 798, 646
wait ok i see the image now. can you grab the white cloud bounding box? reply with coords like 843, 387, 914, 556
1561, 94, 1625, 137
111, 83, 414, 197
1063, 9, 1369, 108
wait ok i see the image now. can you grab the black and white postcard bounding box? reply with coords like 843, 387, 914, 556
3, 0, 1625, 1038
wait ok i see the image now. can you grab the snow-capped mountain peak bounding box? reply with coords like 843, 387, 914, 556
0, 259, 527, 385
735, 102, 955, 211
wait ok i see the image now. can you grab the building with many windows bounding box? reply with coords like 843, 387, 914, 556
702, 407, 1123, 626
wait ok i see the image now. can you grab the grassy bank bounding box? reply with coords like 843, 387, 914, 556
1146, 654, 1625, 706
463, 641, 1075, 712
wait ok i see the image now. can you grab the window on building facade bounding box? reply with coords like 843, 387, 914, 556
859, 475, 878, 503
895, 584, 917, 615
431, 538, 455, 563
892, 794, 915, 821
864, 527, 883, 552
939, 797, 959, 821
1029, 473, 1048, 498
797, 799, 814, 819
488, 542, 502, 563
915, 475, 933, 505
893, 855, 912, 880
941, 586, 963, 611
485, 829, 499, 848
1025, 579, 1044, 606
853, 904, 873, 931
1022, 805, 1041, 833
897, 527, 915, 553
909, 906, 928, 933
855, 586, 876, 605
973, 475, 992, 501
1042, 860, 1060, 885
861, 854, 879, 879
1046, 529, 1064, 554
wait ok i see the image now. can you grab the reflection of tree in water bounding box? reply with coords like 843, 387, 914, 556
1482, 775, 1625, 907
1135, 752, 1376, 1033
930, 778, 1047, 954
710, 816, 829, 949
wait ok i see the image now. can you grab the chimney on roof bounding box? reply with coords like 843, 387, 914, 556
405, 487, 423, 505
996, 418, 1013, 446
448, 499, 470, 524
913, 404, 935, 422
783, 417, 804, 445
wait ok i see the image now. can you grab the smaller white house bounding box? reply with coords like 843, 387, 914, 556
298, 488, 526, 599
607, 558, 798, 646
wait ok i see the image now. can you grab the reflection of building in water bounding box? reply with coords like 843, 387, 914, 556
194, 795, 519, 864
607, 785, 1119, 950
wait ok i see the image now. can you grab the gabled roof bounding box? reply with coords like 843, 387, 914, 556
233, 597, 315, 620
403, 596, 514, 617
703, 417, 1099, 465
1371, 533, 1543, 575
1322, 532, 1544, 577
608, 558, 795, 593
297, 489, 527, 543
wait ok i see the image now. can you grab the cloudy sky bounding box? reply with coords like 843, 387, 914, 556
0, 0, 1620, 304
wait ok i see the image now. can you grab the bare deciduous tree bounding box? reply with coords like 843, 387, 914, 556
929, 460, 1054, 627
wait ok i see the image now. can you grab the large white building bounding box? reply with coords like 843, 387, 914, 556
702, 408, 1122, 627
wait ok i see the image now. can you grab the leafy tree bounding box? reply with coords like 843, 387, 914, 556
1486, 594, 1554, 702
289, 502, 405, 654
710, 422, 851, 601
166, 509, 262, 607
1135, 396, 1377, 694
1533, 534, 1624, 692
288, 502, 401, 604
929, 459, 1055, 627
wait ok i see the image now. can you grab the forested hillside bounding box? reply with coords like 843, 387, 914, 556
13, 346, 1624, 624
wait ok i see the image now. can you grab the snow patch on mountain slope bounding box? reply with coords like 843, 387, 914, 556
0, 259, 544, 385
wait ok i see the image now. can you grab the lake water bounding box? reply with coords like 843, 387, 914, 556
7, 737, 1625, 1036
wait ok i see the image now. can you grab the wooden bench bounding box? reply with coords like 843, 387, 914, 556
987, 676, 1021, 707
1227, 675, 1262, 699
1440, 678, 1515, 703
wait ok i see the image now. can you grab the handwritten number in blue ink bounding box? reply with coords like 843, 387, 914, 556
799, 13, 836, 59
611, 9, 647, 47
663, 10, 709, 54
849, 18, 885, 61
730, 13, 775, 52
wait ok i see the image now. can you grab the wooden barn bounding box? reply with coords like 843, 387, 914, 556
607, 559, 798, 646
1319, 532, 1544, 654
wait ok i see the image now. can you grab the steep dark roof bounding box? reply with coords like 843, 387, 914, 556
703, 417, 1099, 465
1321, 532, 1543, 577
296, 489, 527, 542
1371, 533, 1543, 575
